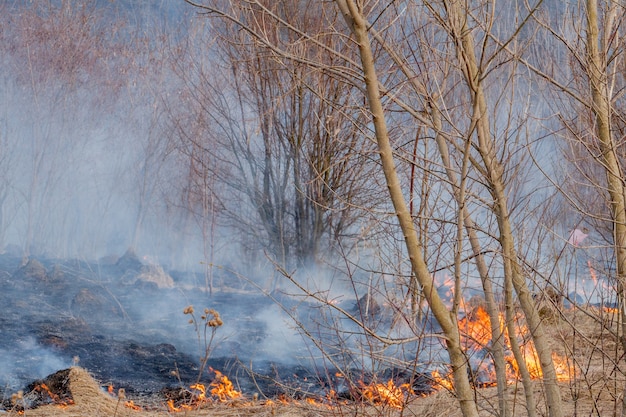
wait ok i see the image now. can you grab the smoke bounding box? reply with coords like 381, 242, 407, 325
0, 0, 479, 394
0, 338, 70, 391
253, 305, 310, 362
0, 1, 207, 269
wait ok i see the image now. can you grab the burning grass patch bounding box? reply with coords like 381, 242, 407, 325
2, 249, 625, 417
12, 367, 135, 417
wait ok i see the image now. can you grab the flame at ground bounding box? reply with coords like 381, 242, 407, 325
167, 384, 209, 412
359, 379, 414, 409
453, 305, 577, 387
124, 400, 141, 410
107, 384, 143, 411
210, 369, 241, 401
167, 369, 242, 412
34, 383, 74, 407
459, 306, 492, 351
431, 369, 454, 391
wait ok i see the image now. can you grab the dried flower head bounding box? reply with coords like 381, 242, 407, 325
183, 305, 194, 315
206, 308, 223, 327
118, 388, 126, 399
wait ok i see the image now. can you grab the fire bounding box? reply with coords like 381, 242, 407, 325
167, 369, 242, 412
166, 383, 209, 412
33, 383, 74, 407
107, 385, 142, 412
124, 400, 141, 410
167, 399, 187, 412
209, 369, 242, 401
305, 397, 320, 405
162, 313, 576, 413
190, 383, 207, 401
456, 305, 577, 386
458, 305, 493, 350
431, 369, 454, 391
167, 399, 192, 412
359, 379, 413, 409
552, 353, 577, 382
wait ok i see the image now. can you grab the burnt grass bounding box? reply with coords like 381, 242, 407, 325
0, 250, 434, 411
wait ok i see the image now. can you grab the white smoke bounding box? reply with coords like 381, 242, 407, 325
0, 337, 69, 390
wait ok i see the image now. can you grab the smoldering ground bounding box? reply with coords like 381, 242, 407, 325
0, 251, 358, 391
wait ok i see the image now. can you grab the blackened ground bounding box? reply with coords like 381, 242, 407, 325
0, 251, 434, 410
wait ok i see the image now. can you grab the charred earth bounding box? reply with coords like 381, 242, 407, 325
0, 250, 433, 411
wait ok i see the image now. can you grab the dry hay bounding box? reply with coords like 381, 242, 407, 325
14, 367, 336, 417
16, 367, 144, 417
11, 305, 626, 416
13, 367, 447, 417
9, 366, 612, 417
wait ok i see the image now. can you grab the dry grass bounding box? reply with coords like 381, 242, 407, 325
9, 369, 623, 417
9, 367, 457, 417
12, 367, 336, 417
12, 367, 138, 417
9, 306, 626, 417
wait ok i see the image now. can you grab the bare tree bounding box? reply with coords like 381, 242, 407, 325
525, 0, 626, 413
0, 1, 193, 263
180, 0, 580, 415
0, 0, 131, 258
171, 3, 379, 271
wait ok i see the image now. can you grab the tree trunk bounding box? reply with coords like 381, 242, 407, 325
432, 105, 511, 417
444, 0, 563, 415
335, 2, 480, 416
585, 1, 626, 414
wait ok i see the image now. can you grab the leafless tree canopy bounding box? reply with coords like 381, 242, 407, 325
1, 0, 626, 415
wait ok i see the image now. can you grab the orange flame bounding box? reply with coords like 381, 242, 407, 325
458, 306, 493, 351
456, 306, 577, 386
167, 383, 209, 412
167, 399, 191, 412
359, 379, 413, 409
124, 400, 141, 410
34, 383, 74, 407
305, 398, 319, 405
209, 369, 241, 401
431, 369, 454, 391
167, 370, 242, 412
190, 383, 207, 401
